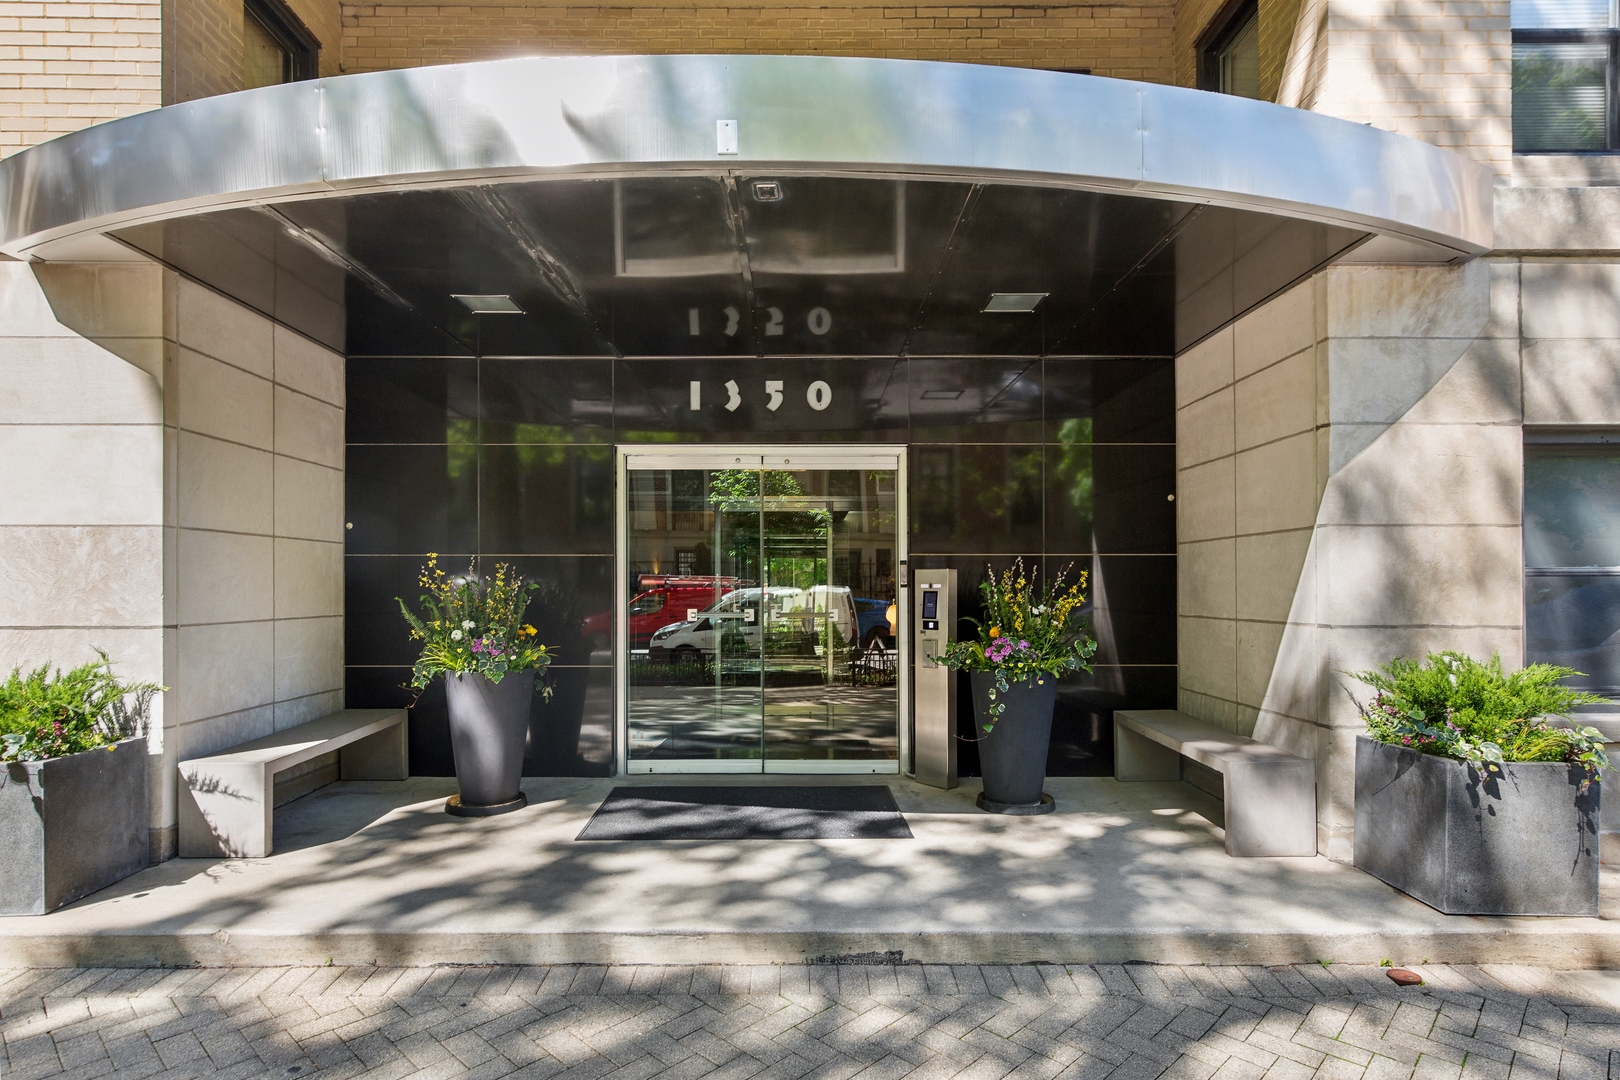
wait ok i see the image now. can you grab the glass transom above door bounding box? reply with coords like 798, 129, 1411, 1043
620, 447, 904, 773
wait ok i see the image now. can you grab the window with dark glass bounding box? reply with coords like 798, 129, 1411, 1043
1513, 0, 1617, 151
1525, 433, 1620, 694
1198, 0, 1262, 99
243, 0, 317, 90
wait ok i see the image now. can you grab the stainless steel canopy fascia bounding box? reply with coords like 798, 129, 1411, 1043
0, 55, 1491, 261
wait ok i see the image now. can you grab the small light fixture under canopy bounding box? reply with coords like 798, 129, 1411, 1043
453, 294, 525, 314
982, 292, 1048, 313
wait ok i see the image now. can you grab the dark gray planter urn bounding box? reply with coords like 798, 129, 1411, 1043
1354, 735, 1600, 916
0, 737, 149, 915
970, 671, 1056, 814
444, 670, 535, 816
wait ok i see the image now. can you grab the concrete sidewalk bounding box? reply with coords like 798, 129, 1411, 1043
1, 776, 1617, 968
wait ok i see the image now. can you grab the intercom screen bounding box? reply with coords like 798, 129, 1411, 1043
921, 590, 938, 619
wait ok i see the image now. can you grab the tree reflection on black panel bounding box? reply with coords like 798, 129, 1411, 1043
613, 358, 906, 442
1043, 441, 1094, 554
492, 556, 616, 669
908, 358, 1040, 443
909, 444, 1042, 553
346, 358, 477, 444
480, 445, 615, 555
480, 359, 614, 443
523, 666, 615, 777
345, 444, 477, 554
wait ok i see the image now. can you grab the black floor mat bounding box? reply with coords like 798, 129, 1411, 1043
576, 785, 913, 840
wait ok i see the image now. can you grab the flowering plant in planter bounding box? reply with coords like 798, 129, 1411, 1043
1351, 651, 1609, 787
0, 651, 160, 763
397, 555, 554, 695
938, 558, 1097, 731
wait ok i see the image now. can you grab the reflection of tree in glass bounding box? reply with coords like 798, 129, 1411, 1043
1051, 417, 1094, 520
1526, 453, 1620, 562
1512, 52, 1607, 150
447, 418, 477, 480
708, 469, 831, 579
944, 449, 1040, 535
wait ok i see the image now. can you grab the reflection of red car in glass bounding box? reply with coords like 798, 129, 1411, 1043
581, 576, 743, 649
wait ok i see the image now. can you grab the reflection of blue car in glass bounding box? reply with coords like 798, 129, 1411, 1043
855, 597, 895, 651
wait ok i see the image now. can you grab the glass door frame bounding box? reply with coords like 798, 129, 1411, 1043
614, 444, 910, 776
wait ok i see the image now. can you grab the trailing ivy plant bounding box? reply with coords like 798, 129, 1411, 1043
938, 558, 1097, 732
0, 651, 161, 763
1350, 651, 1610, 787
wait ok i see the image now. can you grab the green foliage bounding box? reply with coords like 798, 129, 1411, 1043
938, 558, 1098, 732
1351, 651, 1610, 785
0, 651, 161, 763
397, 555, 555, 693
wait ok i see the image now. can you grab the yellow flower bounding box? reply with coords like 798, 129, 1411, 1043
522, 624, 537, 637
989, 627, 1001, 639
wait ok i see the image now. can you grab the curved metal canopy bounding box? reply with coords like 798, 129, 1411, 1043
0, 54, 1491, 259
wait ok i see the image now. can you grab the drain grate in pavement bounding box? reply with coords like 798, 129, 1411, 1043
576, 785, 914, 840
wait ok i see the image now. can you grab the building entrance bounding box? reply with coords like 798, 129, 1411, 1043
618, 447, 907, 773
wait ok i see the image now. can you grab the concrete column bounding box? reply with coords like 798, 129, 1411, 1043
1176, 259, 1525, 859
0, 261, 167, 860
6, 262, 345, 861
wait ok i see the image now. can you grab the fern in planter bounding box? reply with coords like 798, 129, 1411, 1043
1351, 651, 1609, 786
0, 651, 160, 763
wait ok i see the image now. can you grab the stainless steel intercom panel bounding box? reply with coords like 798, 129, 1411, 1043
913, 569, 957, 789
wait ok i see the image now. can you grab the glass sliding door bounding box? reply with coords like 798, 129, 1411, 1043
620, 448, 904, 773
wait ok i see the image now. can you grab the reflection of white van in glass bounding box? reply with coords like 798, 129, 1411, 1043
646, 586, 858, 662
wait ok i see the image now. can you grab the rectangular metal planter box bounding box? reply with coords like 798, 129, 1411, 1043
1354, 735, 1600, 916
0, 737, 149, 915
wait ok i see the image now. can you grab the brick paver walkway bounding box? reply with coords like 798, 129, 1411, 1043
1, 963, 1615, 1080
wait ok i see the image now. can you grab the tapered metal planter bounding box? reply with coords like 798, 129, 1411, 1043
0, 737, 149, 914
443, 671, 535, 816
1354, 736, 1600, 915
970, 672, 1056, 815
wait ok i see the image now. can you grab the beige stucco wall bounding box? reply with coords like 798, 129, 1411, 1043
3, 263, 345, 859
1277, 0, 1511, 173
1176, 210, 1620, 857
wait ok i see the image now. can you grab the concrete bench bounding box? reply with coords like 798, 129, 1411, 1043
1114, 709, 1316, 857
179, 709, 408, 858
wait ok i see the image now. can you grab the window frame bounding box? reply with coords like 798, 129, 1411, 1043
1512, 27, 1620, 152
1523, 427, 1620, 696
1197, 0, 1261, 95
245, 0, 319, 85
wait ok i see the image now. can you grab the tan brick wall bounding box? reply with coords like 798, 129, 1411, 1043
0, 0, 161, 156
168, 0, 242, 101
336, 2, 1175, 83
1173, 0, 1304, 98
287, 0, 343, 76
1276, 0, 1511, 173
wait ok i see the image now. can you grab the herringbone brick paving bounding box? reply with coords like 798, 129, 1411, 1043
1, 963, 1615, 1080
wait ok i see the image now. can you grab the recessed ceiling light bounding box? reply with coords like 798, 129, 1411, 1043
453, 294, 524, 314
983, 292, 1048, 313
